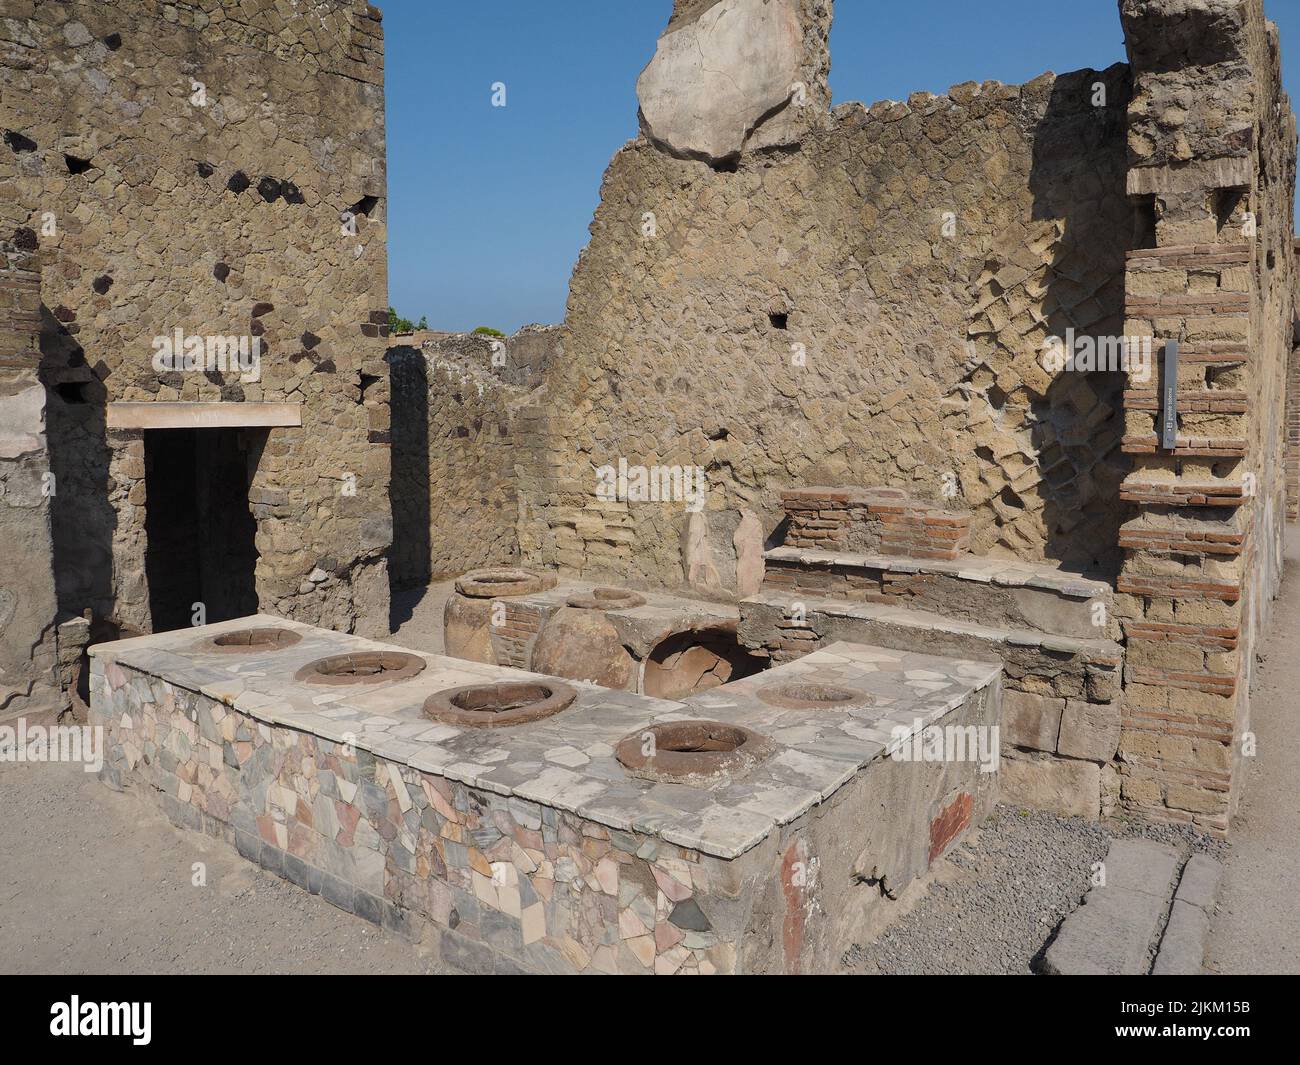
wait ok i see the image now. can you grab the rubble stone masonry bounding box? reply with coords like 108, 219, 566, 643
0, 0, 393, 705
517, 18, 1135, 588
387, 327, 560, 586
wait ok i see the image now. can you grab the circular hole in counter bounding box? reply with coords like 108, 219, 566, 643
615, 719, 774, 784
756, 681, 869, 710
423, 680, 578, 727
197, 626, 304, 654
294, 651, 426, 685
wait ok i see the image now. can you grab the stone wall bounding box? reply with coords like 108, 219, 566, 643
516, 0, 1135, 588
1288, 240, 1300, 522
1114, 0, 1296, 833
0, 0, 392, 694
0, 240, 59, 718
387, 326, 559, 586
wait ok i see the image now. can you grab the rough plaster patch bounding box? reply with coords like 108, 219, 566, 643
0, 386, 45, 459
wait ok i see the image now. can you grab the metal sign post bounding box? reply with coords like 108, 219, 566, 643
1161, 339, 1179, 451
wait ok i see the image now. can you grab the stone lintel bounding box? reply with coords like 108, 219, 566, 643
106, 402, 302, 430
1125, 156, 1252, 196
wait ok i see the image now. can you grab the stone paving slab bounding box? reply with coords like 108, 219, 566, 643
1100, 837, 1184, 896
1041, 839, 1186, 975
1172, 852, 1224, 910
1152, 854, 1223, 975
1151, 899, 1213, 976
92, 617, 999, 861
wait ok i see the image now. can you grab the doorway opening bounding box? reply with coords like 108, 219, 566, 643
143, 427, 263, 632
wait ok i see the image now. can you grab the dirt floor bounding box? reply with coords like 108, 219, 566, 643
0, 759, 442, 974
388, 579, 454, 655
3, 545, 1295, 975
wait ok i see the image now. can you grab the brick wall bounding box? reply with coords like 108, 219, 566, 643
1114, 0, 1296, 834
780, 486, 971, 561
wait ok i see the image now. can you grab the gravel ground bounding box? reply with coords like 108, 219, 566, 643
843, 804, 1228, 975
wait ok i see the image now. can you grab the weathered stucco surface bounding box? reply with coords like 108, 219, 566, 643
0, 242, 59, 715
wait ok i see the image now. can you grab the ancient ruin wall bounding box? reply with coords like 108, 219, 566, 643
0, 242, 59, 716
387, 328, 559, 585
1114, 0, 1296, 832
1244, 15, 1297, 662
518, 2, 1136, 589
1288, 244, 1300, 524
0, 1, 392, 652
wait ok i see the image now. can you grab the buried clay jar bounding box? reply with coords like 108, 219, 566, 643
564, 586, 647, 611
194, 626, 303, 654
615, 719, 775, 786
443, 568, 555, 664
294, 651, 427, 685
423, 680, 578, 727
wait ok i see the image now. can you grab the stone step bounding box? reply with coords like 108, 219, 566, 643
762, 546, 1115, 640
742, 589, 1122, 663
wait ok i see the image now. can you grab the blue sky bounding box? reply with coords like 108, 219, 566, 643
383, 0, 1299, 334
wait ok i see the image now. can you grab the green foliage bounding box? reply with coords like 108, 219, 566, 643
472, 325, 505, 337
387, 306, 415, 333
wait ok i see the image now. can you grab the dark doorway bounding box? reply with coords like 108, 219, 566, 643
387, 345, 430, 629
143, 427, 262, 632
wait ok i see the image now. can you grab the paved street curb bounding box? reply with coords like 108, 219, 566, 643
1041, 840, 1223, 975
